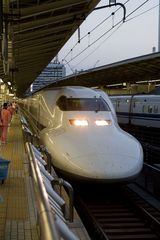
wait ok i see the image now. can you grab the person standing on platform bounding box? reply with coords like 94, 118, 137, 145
7, 103, 15, 123
0, 103, 11, 144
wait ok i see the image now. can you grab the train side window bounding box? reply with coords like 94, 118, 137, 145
148, 105, 152, 113
133, 102, 136, 108
143, 105, 149, 113
154, 105, 158, 113
142, 105, 145, 113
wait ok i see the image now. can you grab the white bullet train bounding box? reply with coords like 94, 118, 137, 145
110, 94, 160, 128
19, 86, 143, 182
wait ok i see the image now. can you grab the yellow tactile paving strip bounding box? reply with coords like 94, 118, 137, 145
0, 115, 39, 240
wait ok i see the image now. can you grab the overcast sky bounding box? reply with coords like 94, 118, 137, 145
58, 0, 159, 75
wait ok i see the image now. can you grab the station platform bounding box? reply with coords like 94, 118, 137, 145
0, 114, 39, 240
0, 114, 90, 240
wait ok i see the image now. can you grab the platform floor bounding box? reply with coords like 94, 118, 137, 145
0, 115, 39, 240
0, 114, 90, 240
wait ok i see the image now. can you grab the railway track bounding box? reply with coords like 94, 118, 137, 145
74, 184, 160, 240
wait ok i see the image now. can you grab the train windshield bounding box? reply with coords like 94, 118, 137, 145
57, 96, 110, 111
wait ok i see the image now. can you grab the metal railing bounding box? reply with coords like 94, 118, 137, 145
21, 114, 79, 236
52, 178, 74, 222
26, 142, 79, 240
21, 115, 75, 222
22, 125, 34, 143
39, 145, 74, 222
26, 142, 59, 240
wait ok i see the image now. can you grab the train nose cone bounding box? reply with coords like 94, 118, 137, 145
65, 152, 143, 180
43, 127, 143, 182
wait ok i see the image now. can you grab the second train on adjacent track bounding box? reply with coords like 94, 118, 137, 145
110, 94, 160, 128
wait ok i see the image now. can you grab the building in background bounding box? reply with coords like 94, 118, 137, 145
30, 58, 66, 93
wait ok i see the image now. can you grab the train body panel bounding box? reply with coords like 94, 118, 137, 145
19, 86, 143, 182
110, 94, 160, 128
40, 126, 142, 180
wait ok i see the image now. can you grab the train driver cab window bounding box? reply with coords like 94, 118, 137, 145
56, 96, 110, 111
56, 96, 67, 111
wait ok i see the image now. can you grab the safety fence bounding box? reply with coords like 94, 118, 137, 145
21, 115, 79, 240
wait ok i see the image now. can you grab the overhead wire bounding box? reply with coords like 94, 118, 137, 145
62, 0, 131, 61
126, 0, 150, 19
66, 0, 151, 65
64, 0, 155, 69
69, 20, 123, 66
74, 2, 158, 69
74, 23, 123, 69
125, 3, 159, 22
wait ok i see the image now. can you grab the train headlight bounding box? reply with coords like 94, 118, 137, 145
95, 120, 111, 126
69, 119, 88, 126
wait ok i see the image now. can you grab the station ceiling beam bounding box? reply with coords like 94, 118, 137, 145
0, 0, 100, 97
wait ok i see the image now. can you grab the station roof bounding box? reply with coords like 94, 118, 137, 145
0, 0, 100, 97
50, 52, 160, 88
